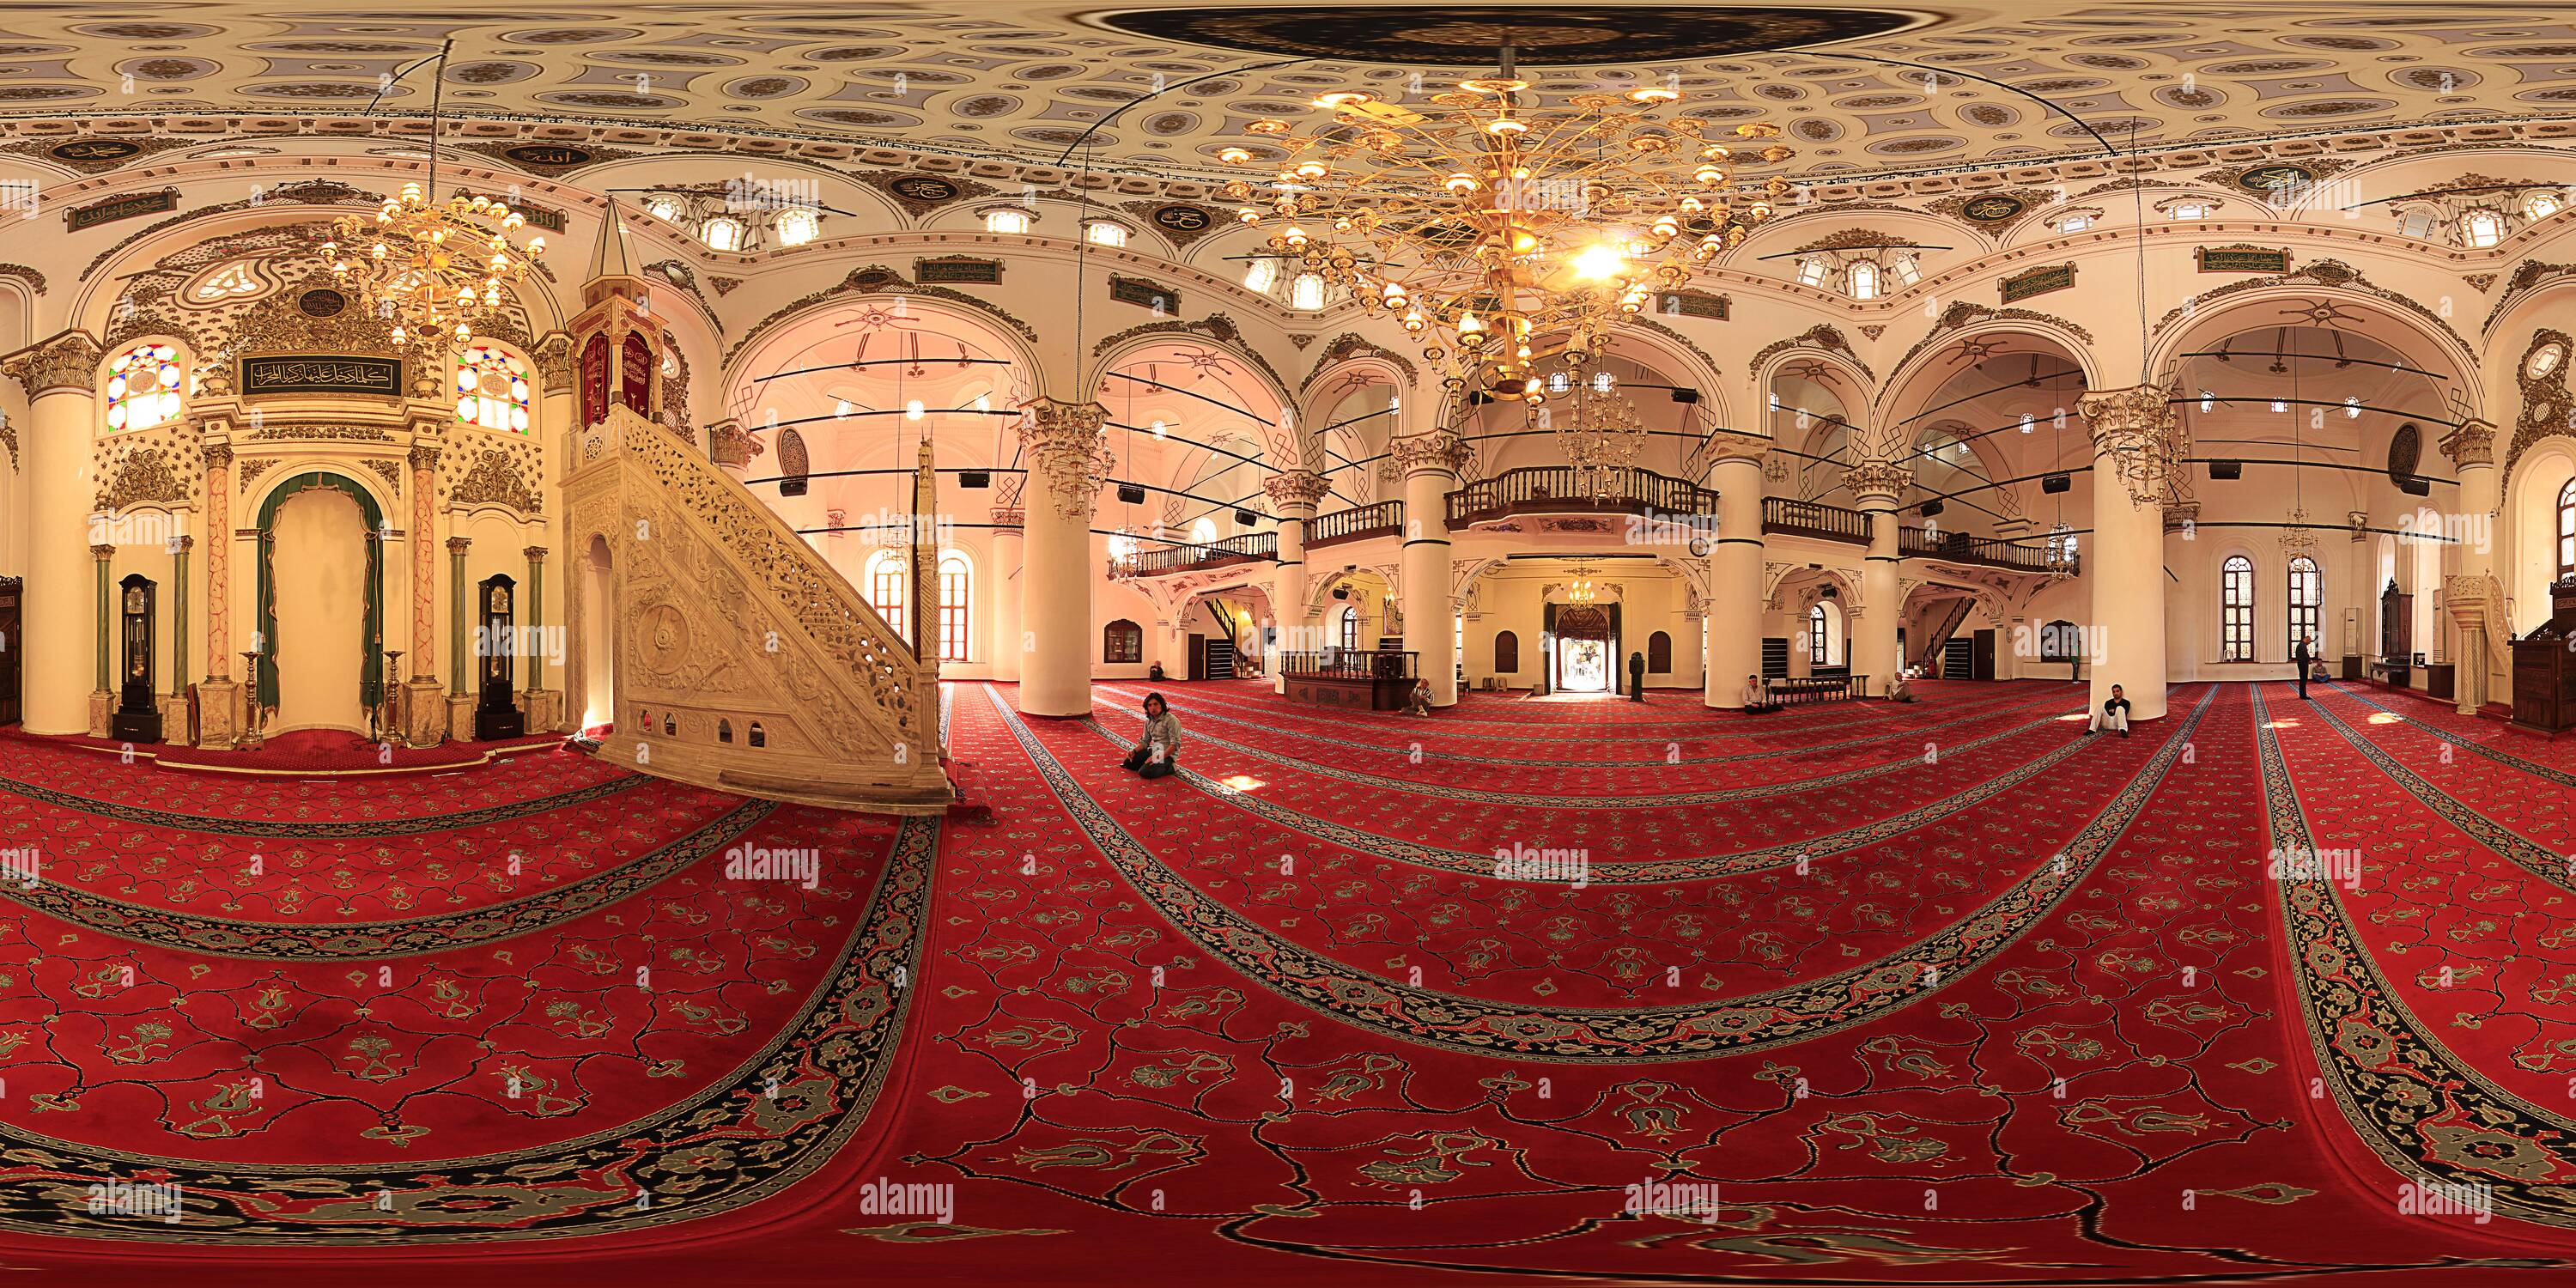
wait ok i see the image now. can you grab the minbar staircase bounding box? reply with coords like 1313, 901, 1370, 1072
561, 405, 953, 813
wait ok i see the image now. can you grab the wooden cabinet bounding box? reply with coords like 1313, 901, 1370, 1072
2511, 576, 2576, 735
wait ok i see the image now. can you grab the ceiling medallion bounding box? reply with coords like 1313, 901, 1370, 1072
1220, 42, 1791, 402
1096, 6, 1917, 65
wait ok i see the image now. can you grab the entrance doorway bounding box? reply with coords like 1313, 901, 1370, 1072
1555, 606, 1611, 692
580, 534, 616, 731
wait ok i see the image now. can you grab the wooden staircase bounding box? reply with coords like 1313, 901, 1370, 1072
1913, 597, 1974, 670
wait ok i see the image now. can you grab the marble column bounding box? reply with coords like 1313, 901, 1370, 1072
1017, 397, 1105, 718
1844, 460, 1911, 698
403, 441, 446, 746
989, 506, 1024, 683
2440, 419, 2500, 716
196, 441, 240, 749
1394, 431, 1471, 707
2162, 501, 2200, 685
2075, 385, 2172, 721
88, 543, 113, 737
447, 536, 474, 739
1702, 434, 1767, 708
1, 334, 102, 736
522, 544, 563, 731
166, 535, 191, 742
1262, 470, 1330, 694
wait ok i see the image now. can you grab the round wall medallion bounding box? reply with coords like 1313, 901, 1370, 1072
297, 288, 347, 318
1093, 5, 1917, 64
1960, 194, 2026, 222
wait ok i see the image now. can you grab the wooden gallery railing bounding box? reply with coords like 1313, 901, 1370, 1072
1445, 466, 1719, 528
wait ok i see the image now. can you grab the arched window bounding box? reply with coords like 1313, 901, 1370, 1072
2287, 556, 2322, 657
863, 550, 906, 636
105, 342, 183, 431
775, 207, 819, 246
1807, 603, 1838, 665
2221, 554, 2255, 661
2040, 619, 2081, 662
1290, 272, 1327, 311
700, 215, 746, 252
1338, 605, 1359, 652
2559, 479, 2575, 579
937, 550, 971, 663
1188, 516, 1218, 545
1647, 630, 1673, 673
1494, 630, 1520, 673
1847, 259, 1880, 301
2462, 209, 2505, 249
454, 343, 532, 433
1103, 618, 1143, 663
717, 718, 733, 744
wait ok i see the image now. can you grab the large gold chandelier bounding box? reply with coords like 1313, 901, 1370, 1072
1547, 368, 1646, 498
324, 182, 544, 348
319, 38, 544, 348
1218, 46, 1792, 402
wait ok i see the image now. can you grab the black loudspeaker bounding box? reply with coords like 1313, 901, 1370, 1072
1918, 500, 1944, 518
2040, 472, 2071, 494
958, 470, 990, 489
2208, 459, 2242, 480
1332, 586, 1351, 600
2398, 476, 2431, 496
1670, 387, 1700, 404
1234, 508, 1257, 526
1116, 483, 1147, 504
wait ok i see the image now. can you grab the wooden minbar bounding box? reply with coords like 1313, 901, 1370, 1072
2370, 579, 2414, 690
2511, 575, 2576, 735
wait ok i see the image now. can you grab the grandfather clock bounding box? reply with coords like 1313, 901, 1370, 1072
474, 573, 526, 740
112, 574, 161, 743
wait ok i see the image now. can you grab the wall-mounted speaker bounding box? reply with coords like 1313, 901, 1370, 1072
2398, 476, 2431, 496
2040, 472, 2071, 494
1234, 508, 1257, 526
957, 470, 990, 489
1116, 483, 1147, 504
2208, 459, 2242, 480
1918, 499, 1945, 518
1670, 387, 1700, 404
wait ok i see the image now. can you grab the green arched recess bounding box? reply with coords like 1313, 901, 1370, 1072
252, 471, 386, 714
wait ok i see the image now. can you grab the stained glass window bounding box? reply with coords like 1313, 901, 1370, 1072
454, 343, 531, 432
105, 343, 183, 431
2221, 555, 2255, 661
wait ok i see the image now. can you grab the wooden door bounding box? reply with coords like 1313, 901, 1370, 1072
1188, 635, 1206, 681
1971, 629, 1996, 681
0, 576, 18, 726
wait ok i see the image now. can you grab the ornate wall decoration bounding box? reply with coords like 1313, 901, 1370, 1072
362, 458, 406, 493
1927, 188, 2054, 234
236, 457, 280, 492
2506, 328, 2574, 481
726, 264, 1037, 360
853, 171, 999, 219
1121, 200, 1223, 250
457, 139, 641, 176
2482, 260, 2576, 332
0, 263, 46, 296
1889, 301, 2095, 380
1300, 333, 1418, 390
2147, 258, 2470, 357
81, 179, 379, 283
246, 424, 394, 441
445, 444, 544, 515
1088, 313, 1292, 402
1749, 325, 1874, 385
0, 134, 187, 174
92, 444, 191, 513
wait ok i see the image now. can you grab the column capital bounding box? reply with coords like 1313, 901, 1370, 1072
173, 535, 194, 554
2161, 499, 2200, 532
1698, 431, 1771, 466
408, 442, 441, 472
532, 333, 578, 396
708, 417, 758, 470
2439, 418, 2495, 468
2348, 509, 2371, 541
1, 331, 102, 395
2075, 383, 2177, 504
89, 543, 114, 561
1390, 430, 1472, 479
989, 507, 1026, 531
1842, 459, 1911, 502
446, 536, 472, 556
523, 545, 548, 563
1261, 469, 1331, 514
202, 441, 233, 470
1018, 397, 1111, 519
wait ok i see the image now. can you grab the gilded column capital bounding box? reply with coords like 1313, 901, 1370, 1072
1842, 460, 1912, 501
445, 536, 472, 556
1699, 431, 1770, 466
1019, 397, 1112, 519
1261, 469, 1332, 515
2439, 418, 2495, 468
2161, 499, 2200, 533
523, 545, 548, 563
203, 441, 234, 471
408, 443, 440, 473
989, 507, 1026, 531
1, 331, 102, 395
1390, 430, 1472, 479
89, 543, 115, 561
532, 333, 578, 396
173, 535, 194, 554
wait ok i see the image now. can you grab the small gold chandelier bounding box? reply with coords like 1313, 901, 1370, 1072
1219, 44, 1790, 402
1548, 368, 1646, 499
325, 185, 543, 348
320, 39, 544, 347
1567, 569, 1599, 605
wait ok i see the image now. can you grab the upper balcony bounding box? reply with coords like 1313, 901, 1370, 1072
1445, 465, 1719, 530
1899, 526, 2076, 575
1760, 496, 1873, 545
1108, 531, 1276, 579
1308, 499, 1404, 550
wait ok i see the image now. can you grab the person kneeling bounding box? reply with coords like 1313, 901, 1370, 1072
2085, 683, 2132, 737
1406, 678, 1433, 716
1121, 692, 1182, 780
1739, 674, 1782, 714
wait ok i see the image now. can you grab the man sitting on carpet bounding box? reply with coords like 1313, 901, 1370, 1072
1121, 692, 1183, 780
1406, 678, 1433, 716
1740, 674, 1781, 714
2084, 683, 2133, 737
1886, 671, 1915, 703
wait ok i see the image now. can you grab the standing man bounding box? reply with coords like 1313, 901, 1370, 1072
2293, 634, 2314, 700
1628, 650, 1648, 703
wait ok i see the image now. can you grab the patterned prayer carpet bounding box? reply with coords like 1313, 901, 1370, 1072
8, 679, 2576, 1285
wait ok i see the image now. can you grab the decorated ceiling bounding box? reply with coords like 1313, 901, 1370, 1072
5, 3, 2575, 185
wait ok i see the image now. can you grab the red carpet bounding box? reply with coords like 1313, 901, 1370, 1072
6, 679, 2576, 1284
